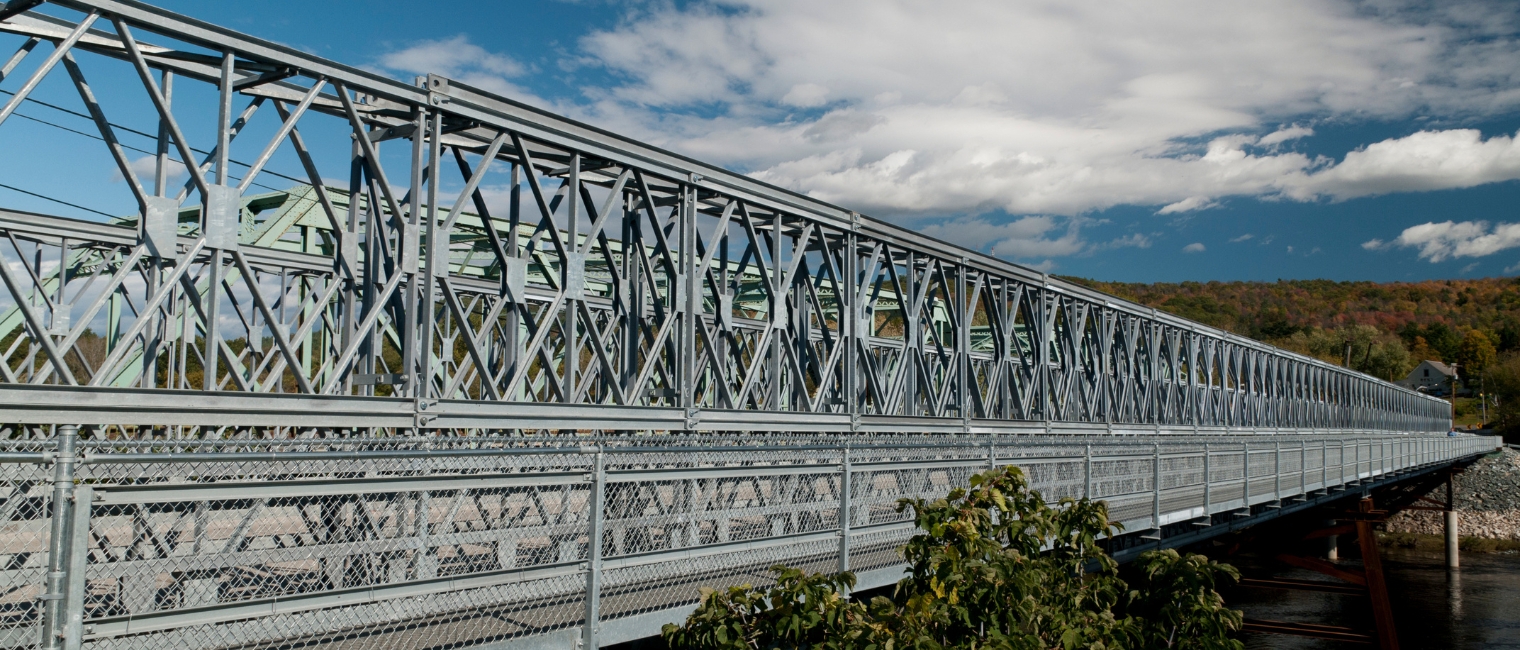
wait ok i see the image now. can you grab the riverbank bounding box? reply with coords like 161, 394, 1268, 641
1385, 447, 1520, 540
1380, 531, 1520, 553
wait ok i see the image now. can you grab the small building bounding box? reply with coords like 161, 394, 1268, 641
1399, 360, 1457, 395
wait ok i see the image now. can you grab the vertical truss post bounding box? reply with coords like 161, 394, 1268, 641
1322, 440, 1329, 489
956, 260, 969, 428
1300, 440, 1306, 491
838, 445, 851, 575
340, 130, 363, 391
1084, 443, 1092, 500
622, 188, 639, 395
1152, 442, 1161, 530
414, 490, 435, 579
1203, 442, 1211, 514
140, 256, 161, 389
1358, 438, 1366, 479
201, 52, 236, 392
397, 106, 424, 398
141, 69, 174, 389
1038, 283, 1051, 422
214, 52, 233, 186
60, 483, 89, 650
564, 153, 580, 404
1340, 440, 1347, 485
1241, 443, 1250, 503
419, 110, 443, 403
203, 249, 222, 391
769, 210, 782, 411
507, 163, 524, 396
40, 425, 78, 650
844, 222, 858, 426
583, 451, 606, 650
899, 250, 914, 417
1274, 440, 1282, 502
680, 177, 696, 418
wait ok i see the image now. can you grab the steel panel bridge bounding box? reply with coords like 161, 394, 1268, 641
0, 1, 1495, 649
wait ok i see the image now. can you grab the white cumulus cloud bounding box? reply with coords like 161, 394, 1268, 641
1366, 220, 1520, 262
1183, 242, 1206, 253
110, 156, 184, 184
782, 83, 830, 107
553, 0, 1520, 218
370, 0, 1520, 261
918, 215, 1086, 259
1258, 125, 1315, 147
1098, 232, 1153, 251
1157, 196, 1218, 215
1290, 129, 1520, 200
380, 35, 533, 98
915, 216, 1155, 261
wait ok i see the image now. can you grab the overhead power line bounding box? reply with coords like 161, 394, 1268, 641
0, 181, 117, 219
0, 88, 309, 191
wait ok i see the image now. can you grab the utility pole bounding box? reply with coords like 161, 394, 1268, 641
1479, 369, 1488, 428
1450, 363, 1459, 428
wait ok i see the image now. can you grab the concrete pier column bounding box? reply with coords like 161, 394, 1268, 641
1445, 471, 1459, 570
1445, 510, 1459, 569
1326, 518, 1339, 561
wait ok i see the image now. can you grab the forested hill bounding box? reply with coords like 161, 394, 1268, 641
1062, 276, 1520, 382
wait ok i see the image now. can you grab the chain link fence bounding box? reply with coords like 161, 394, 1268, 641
0, 432, 1494, 650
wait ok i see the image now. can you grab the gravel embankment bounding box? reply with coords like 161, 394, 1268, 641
1385, 448, 1520, 540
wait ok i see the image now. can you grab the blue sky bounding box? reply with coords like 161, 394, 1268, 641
7, 0, 1520, 283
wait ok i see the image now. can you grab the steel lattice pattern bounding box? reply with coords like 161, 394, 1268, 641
0, 2, 1497, 650
0, 0, 1450, 437
0, 435, 1491, 650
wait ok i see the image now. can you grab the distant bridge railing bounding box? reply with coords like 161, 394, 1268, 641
0, 0, 1452, 438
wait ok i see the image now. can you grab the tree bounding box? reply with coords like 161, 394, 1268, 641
1127, 550, 1244, 649
1408, 336, 1438, 364
663, 466, 1243, 650
1456, 329, 1497, 381
1487, 353, 1520, 443
1421, 323, 1462, 362
1498, 320, 1520, 353
1277, 325, 1411, 380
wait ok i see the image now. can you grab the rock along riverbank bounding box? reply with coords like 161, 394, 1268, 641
1385, 447, 1520, 540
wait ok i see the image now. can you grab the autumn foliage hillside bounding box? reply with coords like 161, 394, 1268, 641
1067, 277, 1520, 339
1063, 276, 1519, 383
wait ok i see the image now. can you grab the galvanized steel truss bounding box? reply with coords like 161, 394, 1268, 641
0, 5, 1488, 650
0, 0, 1451, 437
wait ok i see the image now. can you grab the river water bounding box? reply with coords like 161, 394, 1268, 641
1224, 548, 1520, 648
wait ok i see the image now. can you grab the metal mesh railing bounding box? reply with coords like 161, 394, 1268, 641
0, 460, 51, 650
0, 433, 1494, 650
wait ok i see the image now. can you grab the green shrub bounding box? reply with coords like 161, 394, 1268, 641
663, 466, 1243, 649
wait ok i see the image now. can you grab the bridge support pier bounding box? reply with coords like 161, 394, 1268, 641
1324, 519, 1338, 561
1445, 510, 1459, 569
1443, 470, 1459, 570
